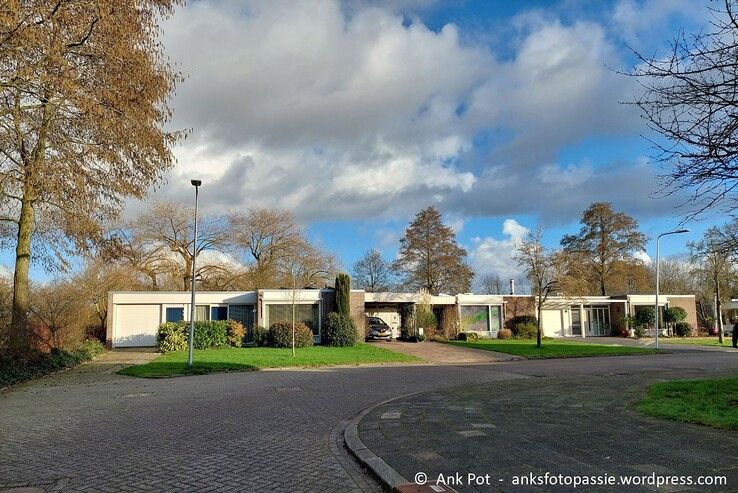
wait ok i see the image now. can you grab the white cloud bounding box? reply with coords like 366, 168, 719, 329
633, 250, 652, 264
0, 264, 11, 280
152, 0, 690, 224
469, 219, 529, 280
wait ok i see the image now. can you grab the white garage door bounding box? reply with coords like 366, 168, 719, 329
113, 304, 161, 347
541, 309, 565, 337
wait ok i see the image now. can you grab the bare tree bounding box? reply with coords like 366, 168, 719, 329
99, 225, 176, 289
230, 208, 339, 289
479, 273, 505, 295
131, 201, 231, 290
0, 1, 183, 357
352, 249, 394, 292
515, 228, 565, 347
627, 1, 738, 217
689, 227, 736, 343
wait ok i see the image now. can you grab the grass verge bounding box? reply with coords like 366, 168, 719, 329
118, 344, 421, 378
449, 338, 661, 358
654, 337, 735, 348
639, 377, 738, 429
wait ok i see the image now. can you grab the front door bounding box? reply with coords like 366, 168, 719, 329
571, 307, 582, 336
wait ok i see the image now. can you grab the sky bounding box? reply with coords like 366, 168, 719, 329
0, 0, 728, 286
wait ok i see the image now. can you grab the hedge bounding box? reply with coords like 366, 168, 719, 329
0, 339, 105, 389
156, 320, 236, 352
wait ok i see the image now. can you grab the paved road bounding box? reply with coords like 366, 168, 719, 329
360, 356, 738, 492
0, 350, 736, 492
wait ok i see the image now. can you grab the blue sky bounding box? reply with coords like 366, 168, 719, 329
0, 0, 726, 284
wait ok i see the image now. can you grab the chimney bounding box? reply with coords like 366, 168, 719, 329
509, 279, 515, 295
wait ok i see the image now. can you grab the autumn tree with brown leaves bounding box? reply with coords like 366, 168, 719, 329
0, 1, 182, 357
561, 203, 648, 296
394, 206, 473, 295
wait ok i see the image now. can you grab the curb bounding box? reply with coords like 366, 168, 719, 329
343, 393, 421, 492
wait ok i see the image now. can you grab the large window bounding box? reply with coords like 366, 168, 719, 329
229, 305, 254, 329
588, 306, 610, 336
460, 305, 501, 336
267, 304, 320, 334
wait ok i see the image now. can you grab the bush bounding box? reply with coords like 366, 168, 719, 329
322, 312, 358, 347
192, 320, 229, 349
250, 325, 268, 347
497, 328, 513, 339
0, 341, 106, 389
227, 320, 245, 347
268, 321, 314, 348
75, 339, 105, 359
507, 315, 538, 329
156, 320, 231, 352
416, 304, 437, 328
457, 332, 479, 341
634, 324, 647, 339
512, 322, 537, 339
157, 322, 187, 352
674, 321, 693, 337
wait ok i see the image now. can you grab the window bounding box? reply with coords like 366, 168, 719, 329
267, 304, 320, 334
195, 305, 209, 321
489, 306, 501, 334
165, 307, 184, 322
588, 306, 610, 336
571, 307, 582, 335
229, 305, 254, 329
460, 305, 489, 332
211, 306, 228, 321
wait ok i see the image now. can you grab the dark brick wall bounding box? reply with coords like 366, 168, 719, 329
667, 296, 698, 335
502, 296, 536, 328
610, 303, 626, 334
349, 291, 367, 339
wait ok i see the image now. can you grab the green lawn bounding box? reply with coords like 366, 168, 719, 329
118, 344, 421, 378
654, 336, 735, 348
639, 377, 738, 429
449, 338, 661, 358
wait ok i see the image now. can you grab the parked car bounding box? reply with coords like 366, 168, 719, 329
366, 317, 392, 341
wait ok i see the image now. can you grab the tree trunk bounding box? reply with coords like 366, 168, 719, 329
536, 298, 543, 348
716, 276, 724, 344
9, 192, 35, 358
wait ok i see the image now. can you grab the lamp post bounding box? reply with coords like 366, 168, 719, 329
188, 179, 202, 368
655, 229, 689, 349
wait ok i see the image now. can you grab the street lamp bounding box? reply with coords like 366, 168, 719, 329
188, 179, 202, 368
655, 229, 689, 349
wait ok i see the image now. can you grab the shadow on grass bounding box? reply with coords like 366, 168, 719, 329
117, 361, 259, 379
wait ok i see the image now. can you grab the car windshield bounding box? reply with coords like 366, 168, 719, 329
368, 317, 385, 325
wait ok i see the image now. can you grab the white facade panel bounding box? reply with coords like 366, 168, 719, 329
541, 309, 565, 337
113, 304, 161, 347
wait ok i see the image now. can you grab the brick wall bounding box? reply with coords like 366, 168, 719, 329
610, 303, 626, 334
349, 291, 367, 339
667, 296, 698, 335
502, 296, 536, 329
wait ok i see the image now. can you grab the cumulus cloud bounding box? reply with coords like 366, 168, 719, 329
153, 0, 695, 225
0, 264, 11, 280
469, 219, 529, 281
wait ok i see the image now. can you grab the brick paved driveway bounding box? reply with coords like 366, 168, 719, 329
1, 351, 735, 492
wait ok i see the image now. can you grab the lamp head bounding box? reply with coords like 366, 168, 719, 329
191, 179, 202, 187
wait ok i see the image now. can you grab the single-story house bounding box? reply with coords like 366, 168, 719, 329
106, 289, 697, 348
